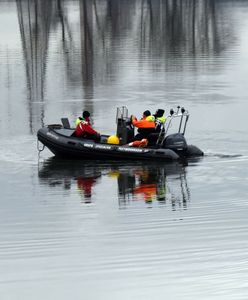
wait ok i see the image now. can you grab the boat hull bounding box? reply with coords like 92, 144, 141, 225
37, 127, 183, 161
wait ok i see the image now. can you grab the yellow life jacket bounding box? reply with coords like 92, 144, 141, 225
156, 116, 166, 123
75, 117, 83, 126
146, 115, 155, 122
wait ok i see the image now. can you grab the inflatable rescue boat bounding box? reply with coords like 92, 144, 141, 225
37, 106, 203, 161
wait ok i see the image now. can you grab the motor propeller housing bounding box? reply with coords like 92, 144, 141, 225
162, 133, 188, 155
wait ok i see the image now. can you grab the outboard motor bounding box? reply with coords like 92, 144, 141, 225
162, 133, 188, 156
116, 107, 134, 145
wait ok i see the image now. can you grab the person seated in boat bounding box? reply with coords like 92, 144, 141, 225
131, 110, 156, 141
74, 110, 101, 142
154, 109, 166, 132
139, 109, 166, 145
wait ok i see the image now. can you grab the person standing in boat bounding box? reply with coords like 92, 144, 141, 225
131, 110, 156, 140
74, 111, 101, 142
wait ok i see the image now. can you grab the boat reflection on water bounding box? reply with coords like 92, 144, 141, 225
38, 158, 102, 204
38, 158, 190, 208
116, 164, 190, 209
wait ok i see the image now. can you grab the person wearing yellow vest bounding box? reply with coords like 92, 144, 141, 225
74, 111, 101, 142
154, 109, 166, 132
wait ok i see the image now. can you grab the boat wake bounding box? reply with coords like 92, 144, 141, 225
205, 152, 243, 159
201, 151, 248, 165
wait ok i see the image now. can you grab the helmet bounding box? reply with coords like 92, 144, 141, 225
107, 135, 120, 145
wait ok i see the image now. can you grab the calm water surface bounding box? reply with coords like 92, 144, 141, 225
1, 1, 248, 299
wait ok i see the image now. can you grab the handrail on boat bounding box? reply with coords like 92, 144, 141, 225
156, 106, 190, 146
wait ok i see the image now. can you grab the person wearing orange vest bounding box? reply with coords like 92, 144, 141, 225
74, 111, 101, 142
131, 110, 156, 142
